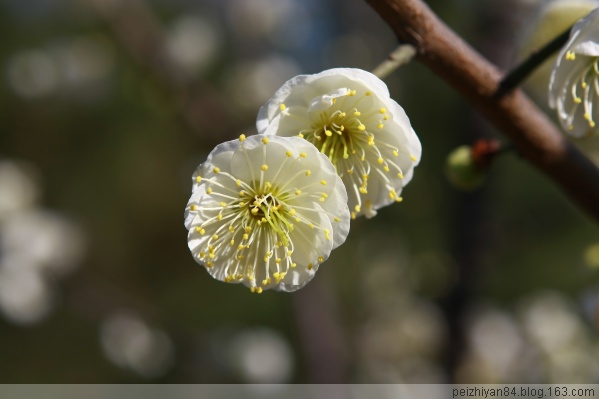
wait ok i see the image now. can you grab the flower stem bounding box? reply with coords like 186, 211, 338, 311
372, 44, 417, 79
496, 27, 572, 97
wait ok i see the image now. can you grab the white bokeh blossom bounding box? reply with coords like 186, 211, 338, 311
257, 68, 421, 219
184, 134, 350, 293
549, 8, 599, 137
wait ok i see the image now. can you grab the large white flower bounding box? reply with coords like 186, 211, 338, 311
256, 68, 421, 219
184, 134, 350, 293
549, 8, 599, 137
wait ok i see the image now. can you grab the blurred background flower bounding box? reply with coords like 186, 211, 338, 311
0, 0, 598, 383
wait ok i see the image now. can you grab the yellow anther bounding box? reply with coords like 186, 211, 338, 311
347, 169, 353, 175
324, 229, 330, 240
309, 223, 315, 229
582, 81, 588, 89
305, 170, 311, 176
410, 154, 417, 162
298, 133, 304, 138
325, 130, 332, 136
245, 227, 252, 233
276, 258, 281, 264
286, 250, 293, 256
320, 180, 327, 185
212, 234, 218, 240
350, 90, 357, 96
286, 150, 292, 157
243, 233, 249, 240
229, 239, 234, 246
318, 256, 324, 263
358, 124, 366, 131
291, 263, 297, 268
383, 165, 390, 172
279, 103, 287, 111
273, 272, 280, 279
332, 98, 337, 104
206, 187, 213, 194
199, 251, 206, 258
340, 125, 345, 131
262, 137, 269, 144
236, 179, 242, 187
190, 204, 197, 211
209, 253, 215, 259
239, 134, 246, 142
237, 244, 245, 251
213, 167, 220, 173
217, 213, 223, 221
397, 172, 404, 179
195, 176, 202, 182
319, 197, 325, 202
228, 226, 235, 233
334, 217, 340, 222
220, 202, 227, 207
261, 164, 268, 171
289, 224, 294, 230
251, 207, 259, 215
384, 115, 389, 120
566, 51, 576, 60
265, 182, 272, 189
206, 261, 213, 267
354, 111, 361, 116
300, 152, 307, 158
389, 189, 397, 200
377, 123, 384, 129
256, 287, 263, 294
368, 137, 375, 146
591, 121, 597, 128
295, 189, 302, 195
392, 149, 399, 157
396, 196, 404, 203
195, 227, 205, 235
575, 97, 582, 104
354, 205, 361, 212
379, 108, 386, 114
307, 263, 313, 270
377, 157, 383, 165
239, 190, 246, 197
359, 187, 367, 194
365, 91, 371, 96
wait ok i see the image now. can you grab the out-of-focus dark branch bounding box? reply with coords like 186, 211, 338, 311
365, 0, 599, 222
82, 0, 229, 142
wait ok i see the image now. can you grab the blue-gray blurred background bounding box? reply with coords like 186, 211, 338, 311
1, 0, 599, 383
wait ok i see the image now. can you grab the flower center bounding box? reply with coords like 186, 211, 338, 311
565, 53, 599, 131
291, 89, 411, 218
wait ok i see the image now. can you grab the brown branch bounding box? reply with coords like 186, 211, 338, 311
365, 0, 599, 222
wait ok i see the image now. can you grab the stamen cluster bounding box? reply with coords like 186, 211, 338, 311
549, 8, 599, 137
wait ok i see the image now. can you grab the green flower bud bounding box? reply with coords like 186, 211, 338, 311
445, 146, 486, 191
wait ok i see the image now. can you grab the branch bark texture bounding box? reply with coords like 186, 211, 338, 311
365, 0, 599, 222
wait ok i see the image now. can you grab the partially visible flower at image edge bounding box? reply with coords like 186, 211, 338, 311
549, 8, 599, 138
256, 68, 421, 219
184, 135, 350, 293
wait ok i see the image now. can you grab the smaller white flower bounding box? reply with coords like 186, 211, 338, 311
257, 68, 421, 219
549, 8, 599, 137
184, 134, 350, 293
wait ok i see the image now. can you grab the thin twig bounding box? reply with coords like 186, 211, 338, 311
496, 28, 572, 97
364, 0, 599, 222
371, 44, 417, 79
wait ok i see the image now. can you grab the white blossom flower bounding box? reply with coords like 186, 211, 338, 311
184, 134, 350, 293
549, 8, 599, 137
256, 68, 421, 219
